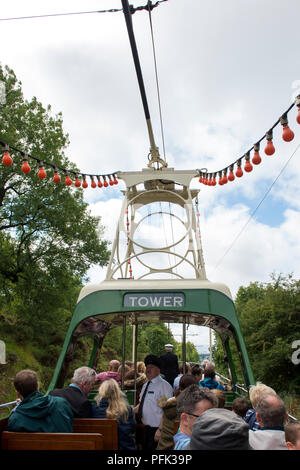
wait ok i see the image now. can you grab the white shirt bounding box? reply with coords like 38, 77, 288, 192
139, 375, 173, 428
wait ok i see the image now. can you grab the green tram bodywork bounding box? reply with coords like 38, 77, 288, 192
48, 279, 255, 396
48, 168, 255, 402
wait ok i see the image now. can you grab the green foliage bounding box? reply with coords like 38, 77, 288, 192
214, 273, 300, 396
0, 64, 110, 385
176, 341, 199, 363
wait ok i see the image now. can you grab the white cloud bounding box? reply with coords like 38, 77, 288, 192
2, 0, 300, 350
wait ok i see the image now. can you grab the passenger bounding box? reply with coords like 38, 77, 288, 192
49, 366, 96, 418
159, 343, 179, 387
173, 384, 217, 450
248, 393, 288, 450
155, 374, 198, 450
285, 420, 300, 450
117, 364, 130, 380
200, 359, 210, 379
96, 359, 121, 385
232, 397, 251, 419
244, 383, 277, 430
124, 362, 147, 400
8, 369, 73, 433
133, 354, 173, 451
185, 407, 252, 450
199, 363, 225, 391
212, 388, 226, 408
92, 379, 136, 451
173, 363, 184, 392
191, 364, 202, 384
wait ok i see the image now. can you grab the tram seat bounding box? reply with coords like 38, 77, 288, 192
73, 418, 118, 450
1, 431, 103, 450
0, 417, 8, 436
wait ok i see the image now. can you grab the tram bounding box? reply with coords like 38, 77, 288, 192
47, 166, 255, 406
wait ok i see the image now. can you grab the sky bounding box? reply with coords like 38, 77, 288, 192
1, 0, 300, 350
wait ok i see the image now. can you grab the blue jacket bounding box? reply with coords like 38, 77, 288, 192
199, 378, 225, 391
8, 391, 73, 432
92, 398, 136, 450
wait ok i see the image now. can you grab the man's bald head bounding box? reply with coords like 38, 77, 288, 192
256, 393, 287, 428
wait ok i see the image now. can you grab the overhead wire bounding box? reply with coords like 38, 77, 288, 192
212, 141, 300, 273
147, 1, 167, 161
0, 2, 168, 22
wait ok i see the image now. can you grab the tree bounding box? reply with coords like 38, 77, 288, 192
0, 64, 110, 367
176, 341, 199, 363
214, 273, 300, 394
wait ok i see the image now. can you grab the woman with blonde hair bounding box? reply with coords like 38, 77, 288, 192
92, 379, 136, 450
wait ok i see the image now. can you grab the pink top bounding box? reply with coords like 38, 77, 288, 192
96, 371, 121, 385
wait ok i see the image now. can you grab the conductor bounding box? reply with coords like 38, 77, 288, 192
159, 344, 179, 387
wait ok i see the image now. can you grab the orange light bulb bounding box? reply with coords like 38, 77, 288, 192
244, 160, 253, 172
2, 151, 13, 166
65, 175, 72, 186
38, 166, 47, 179
21, 160, 31, 174
282, 125, 294, 142
235, 166, 243, 178
53, 172, 61, 183
264, 140, 275, 155
228, 170, 235, 182
252, 151, 261, 165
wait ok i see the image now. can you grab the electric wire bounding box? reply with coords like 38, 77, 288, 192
0, 2, 168, 22
212, 141, 300, 273
147, 1, 166, 161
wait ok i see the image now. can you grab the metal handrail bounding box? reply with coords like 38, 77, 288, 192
0, 400, 18, 409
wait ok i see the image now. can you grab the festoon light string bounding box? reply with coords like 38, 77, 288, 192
197, 96, 300, 187
0, 140, 119, 189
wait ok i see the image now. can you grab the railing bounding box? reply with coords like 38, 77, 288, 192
216, 372, 298, 421
0, 400, 18, 410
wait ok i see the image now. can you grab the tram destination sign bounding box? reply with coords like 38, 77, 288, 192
123, 292, 185, 308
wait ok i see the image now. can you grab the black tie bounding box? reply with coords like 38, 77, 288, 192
137, 380, 151, 421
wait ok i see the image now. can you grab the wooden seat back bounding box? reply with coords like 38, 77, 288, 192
73, 418, 118, 450
1, 431, 103, 450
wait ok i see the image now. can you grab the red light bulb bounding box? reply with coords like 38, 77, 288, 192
252, 150, 261, 165
113, 176, 118, 185
103, 177, 108, 187
97, 177, 103, 188
212, 176, 216, 186
65, 175, 72, 186
222, 173, 228, 184
2, 151, 13, 166
75, 178, 81, 187
264, 140, 275, 155
228, 169, 235, 181
21, 159, 31, 174
82, 178, 88, 188
244, 160, 253, 172
218, 175, 223, 185
53, 172, 61, 183
38, 166, 47, 179
91, 178, 96, 188
297, 107, 300, 125
282, 125, 294, 142
235, 166, 243, 178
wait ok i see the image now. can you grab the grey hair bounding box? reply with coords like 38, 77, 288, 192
176, 385, 217, 414
71, 366, 96, 386
256, 393, 286, 428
